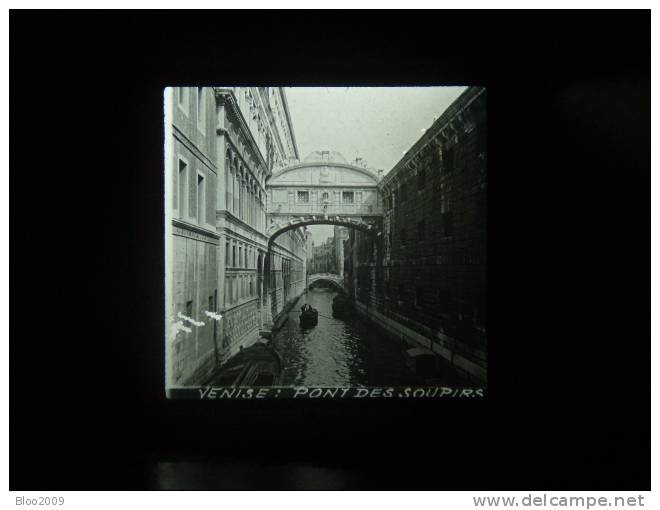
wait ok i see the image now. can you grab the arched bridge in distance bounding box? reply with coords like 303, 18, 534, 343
307, 273, 345, 292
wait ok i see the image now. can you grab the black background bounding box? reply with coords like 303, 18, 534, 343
11, 11, 650, 489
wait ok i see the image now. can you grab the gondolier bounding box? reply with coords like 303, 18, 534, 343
299, 304, 318, 329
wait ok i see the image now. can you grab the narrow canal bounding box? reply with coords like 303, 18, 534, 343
271, 287, 419, 387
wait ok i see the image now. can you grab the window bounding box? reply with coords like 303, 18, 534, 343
232, 245, 236, 267
297, 191, 309, 203
185, 300, 193, 319
177, 88, 189, 113
418, 169, 426, 190
342, 191, 354, 204
444, 145, 455, 174
322, 192, 329, 202
178, 158, 188, 219
197, 87, 205, 133
197, 173, 205, 224
225, 241, 230, 267
239, 247, 243, 268
400, 183, 407, 202
400, 228, 407, 245
418, 220, 425, 241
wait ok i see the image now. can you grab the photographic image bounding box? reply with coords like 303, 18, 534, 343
165, 86, 487, 399
13, 10, 651, 494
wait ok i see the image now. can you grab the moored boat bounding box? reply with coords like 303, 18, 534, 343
208, 342, 282, 387
404, 347, 437, 377
332, 294, 351, 318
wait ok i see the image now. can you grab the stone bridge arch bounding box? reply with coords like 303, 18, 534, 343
307, 272, 346, 292
266, 215, 381, 241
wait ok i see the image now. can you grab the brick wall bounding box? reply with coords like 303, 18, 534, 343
344, 87, 487, 382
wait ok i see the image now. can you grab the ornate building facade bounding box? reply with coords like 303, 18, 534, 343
167, 87, 307, 387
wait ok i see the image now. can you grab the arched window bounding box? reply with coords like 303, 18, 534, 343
225, 150, 232, 212
234, 161, 240, 216
248, 184, 253, 227
253, 185, 259, 228
241, 172, 247, 221
241, 171, 247, 222
251, 184, 256, 228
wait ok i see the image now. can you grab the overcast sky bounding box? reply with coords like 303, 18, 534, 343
284, 86, 467, 244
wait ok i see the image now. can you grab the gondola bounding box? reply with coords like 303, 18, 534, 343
208, 342, 282, 387
299, 306, 319, 329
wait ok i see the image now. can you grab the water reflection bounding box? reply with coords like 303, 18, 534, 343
271, 288, 419, 387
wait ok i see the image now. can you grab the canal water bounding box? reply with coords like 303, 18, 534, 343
271, 288, 420, 387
